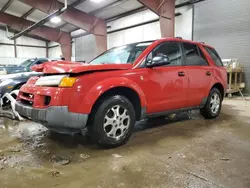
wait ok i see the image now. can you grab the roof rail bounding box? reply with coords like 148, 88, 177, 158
176, 37, 182, 39
200, 42, 205, 44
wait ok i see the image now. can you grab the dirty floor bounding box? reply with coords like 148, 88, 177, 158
0, 99, 250, 188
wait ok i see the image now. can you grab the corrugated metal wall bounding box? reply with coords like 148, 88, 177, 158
193, 0, 250, 92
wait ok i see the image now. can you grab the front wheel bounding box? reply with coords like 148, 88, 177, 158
200, 88, 222, 119
88, 95, 136, 148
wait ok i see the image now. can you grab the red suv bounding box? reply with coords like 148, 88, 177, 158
15, 38, 227, 148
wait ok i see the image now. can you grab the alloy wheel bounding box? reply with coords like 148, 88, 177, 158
103, 105, 131, 140
210, 93, 220, 114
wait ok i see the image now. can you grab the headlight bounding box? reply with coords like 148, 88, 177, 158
35, 75, 77, 87
0, 79, 13, 87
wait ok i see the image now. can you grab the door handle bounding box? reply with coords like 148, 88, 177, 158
178, 72, 185, 77
206, 71, 212, 76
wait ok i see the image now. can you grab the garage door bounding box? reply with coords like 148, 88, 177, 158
193, 0, 250, 92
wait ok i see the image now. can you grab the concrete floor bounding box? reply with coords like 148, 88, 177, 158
0, 99, 250, 188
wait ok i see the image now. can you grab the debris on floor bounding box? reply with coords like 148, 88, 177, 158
80, 153, 90, 160
51, 155, 70, 166
49, 170, 61, 178
112, 153, 123, 158
8, 146, 21, 153
0, 90, 23, 120
220, 158, 230, 161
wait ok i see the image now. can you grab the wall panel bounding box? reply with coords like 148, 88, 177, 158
193, 0, 250, 91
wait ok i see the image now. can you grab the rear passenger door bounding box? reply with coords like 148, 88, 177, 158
182, 43, 212, 107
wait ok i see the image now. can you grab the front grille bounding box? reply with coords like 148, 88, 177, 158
19, 92, 51, 107
22, 92, 34, 99
19, 92, 34, 106
20, 99, 33, 106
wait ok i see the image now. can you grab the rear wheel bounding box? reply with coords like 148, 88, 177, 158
200, 88, 222, 119
88, 95, 136, 148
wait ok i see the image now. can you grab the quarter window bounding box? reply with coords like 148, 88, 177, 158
147, 42, 182, 66
183, 43, 208, 66
205, 47, 224, 66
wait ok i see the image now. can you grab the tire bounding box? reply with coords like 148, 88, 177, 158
88, 95, 136, 148
200, 88, 222, 119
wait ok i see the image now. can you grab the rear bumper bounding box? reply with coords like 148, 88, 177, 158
15, 101, 89, 130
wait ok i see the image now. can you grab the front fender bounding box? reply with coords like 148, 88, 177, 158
78, 77, 147, 114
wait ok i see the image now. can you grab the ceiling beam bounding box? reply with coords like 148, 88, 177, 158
0, 12, 72, 60
1, 0, 14, 12
21, 7, 36, 18
0, 12, 71, 42
20, 0, 106, 36
56, 23, 68, 30
0, 25, 49, 42
69, 0, 88, 8
89, 0, 127, 15
106, 6, 146, 22
10, 7, 67, 40
138, 0, 175, 37
45, 0, 89, 30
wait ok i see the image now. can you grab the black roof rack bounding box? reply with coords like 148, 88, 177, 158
176, 37, 182, 39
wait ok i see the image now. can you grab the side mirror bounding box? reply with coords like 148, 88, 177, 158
146, 55, 171, 68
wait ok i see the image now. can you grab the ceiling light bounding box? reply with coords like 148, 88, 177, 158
50, 17, 61, 24
90, 0, 104, 3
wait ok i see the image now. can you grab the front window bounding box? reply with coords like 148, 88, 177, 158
89, 42, 152, 65
20, 59, 36, 67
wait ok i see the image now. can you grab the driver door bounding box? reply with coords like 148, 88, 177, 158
144, 42, 188, 114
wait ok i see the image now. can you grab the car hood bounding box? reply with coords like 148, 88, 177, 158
35, 61, 133, 74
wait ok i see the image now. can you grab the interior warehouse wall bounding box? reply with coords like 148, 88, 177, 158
74, 6, 193, 63
48, 42, 61, 59
75, 35, 98, 62
107, 7, 193, 49
0, 29, 46, 65
193, 0, 250, 92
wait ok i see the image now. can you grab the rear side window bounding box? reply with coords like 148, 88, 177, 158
183, 43, 208, 66
204, 47, 223, 66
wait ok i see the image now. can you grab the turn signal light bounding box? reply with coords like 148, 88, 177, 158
59, 77, 77, 87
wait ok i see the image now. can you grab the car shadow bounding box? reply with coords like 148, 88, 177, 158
16, 106, 238, 165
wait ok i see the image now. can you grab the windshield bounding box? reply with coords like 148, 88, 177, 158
20, 59, 36, 67
89, 42, 152, 65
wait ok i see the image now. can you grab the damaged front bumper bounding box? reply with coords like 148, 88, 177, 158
15, 102, 89, 131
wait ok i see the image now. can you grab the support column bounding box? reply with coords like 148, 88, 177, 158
138, 0, 175, 37
46, 42, 49, 58
59, 33, 72, 61
60, 43, 72, 61
94, 35, 107, 55
159, 0, 175, 38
